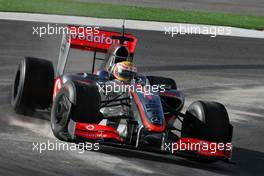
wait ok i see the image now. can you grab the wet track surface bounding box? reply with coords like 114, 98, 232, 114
0, 20, 264, 176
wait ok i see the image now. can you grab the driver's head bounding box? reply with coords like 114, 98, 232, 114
111, 61, 137, 82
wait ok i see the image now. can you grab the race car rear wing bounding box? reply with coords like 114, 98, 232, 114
56, 26, 138, 76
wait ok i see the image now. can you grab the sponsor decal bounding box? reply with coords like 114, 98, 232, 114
86, 125, 95, 131
71, 33, 122, 45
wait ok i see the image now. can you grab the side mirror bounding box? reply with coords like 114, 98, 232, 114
98, 70, 110, 81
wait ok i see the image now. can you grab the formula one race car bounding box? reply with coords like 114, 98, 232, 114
11, 25, 233, 163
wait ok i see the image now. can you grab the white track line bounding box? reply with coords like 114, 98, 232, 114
0, 12, 264, 39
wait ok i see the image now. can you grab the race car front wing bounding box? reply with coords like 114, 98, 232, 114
69, 120, 232, 160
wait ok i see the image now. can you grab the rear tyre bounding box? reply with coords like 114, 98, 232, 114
11, 57, 54, 114
51, 81, 101, 141
147, 76, 177, 90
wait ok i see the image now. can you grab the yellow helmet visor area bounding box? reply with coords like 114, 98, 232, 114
113, 61, 137, 81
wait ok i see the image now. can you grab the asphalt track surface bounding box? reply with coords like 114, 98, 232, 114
77, 0, 264, 16
0, 20, 264, 176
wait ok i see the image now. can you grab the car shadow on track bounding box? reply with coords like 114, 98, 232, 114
231, 147, 264, 176
96, 145, 264, 175
97, 145, 232, 175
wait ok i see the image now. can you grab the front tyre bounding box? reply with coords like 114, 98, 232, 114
182, 101, 232, 143
181, 101, 233, 163
51, 81, 101, 141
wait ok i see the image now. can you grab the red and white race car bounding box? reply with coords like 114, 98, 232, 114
11, 25, 233, 163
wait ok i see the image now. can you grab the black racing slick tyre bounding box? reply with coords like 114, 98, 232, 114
11, 57, 54, 114
51, 81, 101, 141
147, 76, 177, 90
182, 101, 233, 143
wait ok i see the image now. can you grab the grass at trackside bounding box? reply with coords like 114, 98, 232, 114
0, 0, 264, 29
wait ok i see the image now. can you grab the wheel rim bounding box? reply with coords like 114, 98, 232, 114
55, 95, 71, 127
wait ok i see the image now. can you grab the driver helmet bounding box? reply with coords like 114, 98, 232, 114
111, 61, 137, 82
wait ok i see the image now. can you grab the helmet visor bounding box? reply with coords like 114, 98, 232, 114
117, 69, 136, 80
